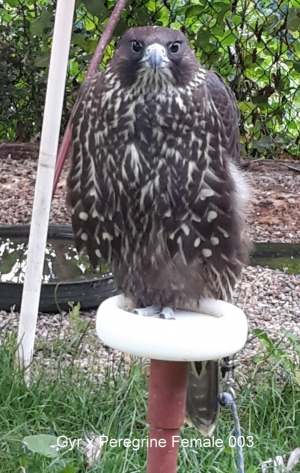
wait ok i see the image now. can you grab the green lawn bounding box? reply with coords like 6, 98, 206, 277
0, 327, 299, 473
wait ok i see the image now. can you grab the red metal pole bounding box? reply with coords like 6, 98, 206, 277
146, 360, 189, 473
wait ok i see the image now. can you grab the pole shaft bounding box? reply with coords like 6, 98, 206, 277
146, 360, 188, 473
147, 427, 181, 473
17, 0, 75, 374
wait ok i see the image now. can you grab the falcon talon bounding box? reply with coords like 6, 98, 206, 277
132, 305, 161, 317
158, 313, 176, 320
159, 307, 176, 319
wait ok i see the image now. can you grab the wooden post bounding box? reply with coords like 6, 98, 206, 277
17, 0, 75, 376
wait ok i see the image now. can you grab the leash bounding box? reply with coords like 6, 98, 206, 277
219, 357, 245, 473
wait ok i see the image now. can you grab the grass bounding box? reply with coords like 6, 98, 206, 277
0, 326, 300, 473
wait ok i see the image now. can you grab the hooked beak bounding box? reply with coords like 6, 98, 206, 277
140, 43, 169, 71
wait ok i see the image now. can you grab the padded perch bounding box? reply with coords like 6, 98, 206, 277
96, 295, 248, 361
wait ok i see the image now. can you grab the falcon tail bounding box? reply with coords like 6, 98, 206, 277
185, 360, 220, 436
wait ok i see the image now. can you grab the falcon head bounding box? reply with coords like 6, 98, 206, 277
109, 26, 199, 87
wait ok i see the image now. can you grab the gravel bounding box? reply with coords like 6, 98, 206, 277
0, 149, 299, 378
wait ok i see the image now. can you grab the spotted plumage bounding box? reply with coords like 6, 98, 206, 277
67, 26, 250, 435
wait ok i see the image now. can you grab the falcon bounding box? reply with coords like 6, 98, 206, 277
67, 26, 250, 435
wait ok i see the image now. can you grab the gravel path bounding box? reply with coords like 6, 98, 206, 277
0, 147, 300, 378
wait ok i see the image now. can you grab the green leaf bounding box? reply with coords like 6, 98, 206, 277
246, 466, 257, 473
0, 251, 23, 275
231, 14, 243, 26
34, 51, 51, 68
175, 4, 192, 16
216, 3, 232, 25
5, 0, 20, 5
58, 467, 77, 473
22, 434, 59, 458
206, 51, 221, 63
87, 39, 98, 54
185, 4, 206, 18
238, 102, 256, 113
82, 0, 108, 20
136, 8, 152, 24
69, 60, 80, 77
84, 16, 96, 32
287, 16, 300, 31
195, 28, 211, 48
30, 9, 52, 36
287, 8, 300, 32
283, 331, 299, 343
253, 135, 273, 152
293, 60, 300, 73
18, 456, 28, 467
155, 5, 170, 25
212, 24, 226, 37
73, 33, 89, 52
223, 446, 233, 453
69, 301, 81, 319
294, 41, 300, 55
113, 19, 129, 37
252, 95, 269, 105
212, 1, 232, 11
265, 13, 285, 33
220, 33, 236, 46
147, 0, 157, 13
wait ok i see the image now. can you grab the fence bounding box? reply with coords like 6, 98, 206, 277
1, 0, 299, 158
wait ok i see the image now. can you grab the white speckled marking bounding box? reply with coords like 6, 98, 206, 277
181, 224, 190, 236
194, 237, 201, 248
79, 211, 88, 221
103, 232, 113, 241
200, 188, 214, 199
202, 248, 212, 257
218, 226, 229, 238
207, 210, 218, 222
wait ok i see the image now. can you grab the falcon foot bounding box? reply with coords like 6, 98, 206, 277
132, 305, 176, 319
159, 307, 176, 319
132, 305, 160, 317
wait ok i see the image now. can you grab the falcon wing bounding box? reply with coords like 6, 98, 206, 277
205, 71, 240, 163
161, 70, 246, 299
67, 72, 112, 267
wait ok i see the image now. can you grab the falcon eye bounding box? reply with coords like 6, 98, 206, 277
169, 41, 181, 53
131, 40, 144, 53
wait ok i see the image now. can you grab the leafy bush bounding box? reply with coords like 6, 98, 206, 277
0, 0, 299, 157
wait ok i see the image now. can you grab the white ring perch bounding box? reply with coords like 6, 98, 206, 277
96, 295, 248, 361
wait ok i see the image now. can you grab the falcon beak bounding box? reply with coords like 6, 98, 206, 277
141, 43, 169, 71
